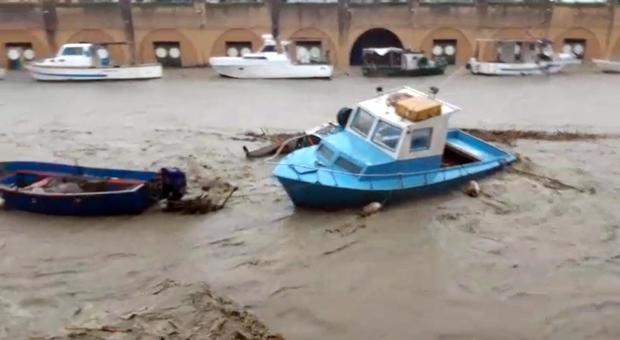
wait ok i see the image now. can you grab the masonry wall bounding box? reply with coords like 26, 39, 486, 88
0, 0, 618, 69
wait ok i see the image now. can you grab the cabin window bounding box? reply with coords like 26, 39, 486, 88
243, 56, 267, 60
371, 120, 402, 151
410, 127, 433, 152
350, 108, 374, 137
334, 157, 362, 174
62, 47, 86, 56
317, 144, 334, 161
261, 45, 277, 53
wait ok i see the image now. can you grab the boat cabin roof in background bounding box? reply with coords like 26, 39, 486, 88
357, 87, 460, 130
473, 38, 553, 63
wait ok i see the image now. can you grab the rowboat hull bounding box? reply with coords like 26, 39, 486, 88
592, 59, 620, 73
274, 129, 516, 209
468, 60, 567, 76
26, 63, 163, 81
0, 162, 162, 216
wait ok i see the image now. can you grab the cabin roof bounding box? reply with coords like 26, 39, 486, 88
357, 86, 461, 129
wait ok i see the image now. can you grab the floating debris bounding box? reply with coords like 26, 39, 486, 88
464, 180, 481, 197
165, 178, 237, 214
463, 128, 605, 145
360, 202, 383, 217
47, 280, 285, 340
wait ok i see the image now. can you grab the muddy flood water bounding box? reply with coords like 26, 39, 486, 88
1, 67, 620, 339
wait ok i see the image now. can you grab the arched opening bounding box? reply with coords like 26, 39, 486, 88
553, 27, 602, 61
210, 29, 262, 60
139, 29, 199, 67
288, 28, 337, 65
349, 28, 403, 66
0, 30, 49, 70
420, 27, 472, 65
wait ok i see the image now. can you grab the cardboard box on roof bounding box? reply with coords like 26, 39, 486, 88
393, 96, 442, 122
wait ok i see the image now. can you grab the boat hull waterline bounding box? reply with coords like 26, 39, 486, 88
592, 59, 620, 73
26, 64, 163, 81
210, 59, 333, 79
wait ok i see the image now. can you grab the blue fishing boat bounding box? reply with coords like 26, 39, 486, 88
273, 86, 516, 208
0, 162, 186, 216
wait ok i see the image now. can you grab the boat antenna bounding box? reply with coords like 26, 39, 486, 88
376, 86, 383, 96
429, 86, 439, 99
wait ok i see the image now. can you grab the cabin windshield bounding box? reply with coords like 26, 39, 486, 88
371, 120, 402, 151
350, 108, 375, 138
62, 47, 87, 56
260, 45, 276, 52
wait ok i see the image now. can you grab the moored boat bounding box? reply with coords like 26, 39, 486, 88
592, 59, 620, 73
273, 86, 516, 208
362, 47, 447, 77
26, 43, 162, 81
209, 34, 333, 79
0, 162, 186, 216
468, 39, 579, 76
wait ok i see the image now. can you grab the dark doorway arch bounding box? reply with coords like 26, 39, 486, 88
349, 28, 403, 65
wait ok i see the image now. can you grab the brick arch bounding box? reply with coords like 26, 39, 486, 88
287, 27, 337, 64
421, 27, 472, 65
553, 27, 602, 61
139, 29, 199, 67
0, 30, 49, 66
492, 28, 540, 40
348, 27, 405, 65
210, 29, 262, 59
66, 29, 126, 63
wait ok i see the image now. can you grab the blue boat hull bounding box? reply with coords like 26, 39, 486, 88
277, 166, 502, 208
0, 162, 160, 216
273, 129, 516, 209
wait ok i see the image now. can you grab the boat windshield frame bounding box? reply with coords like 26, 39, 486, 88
371, 119, 404, 152
349, 107, 376, 138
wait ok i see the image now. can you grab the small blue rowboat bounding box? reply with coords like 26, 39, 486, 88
273, 86, 517, 208
0, 162, 186, 216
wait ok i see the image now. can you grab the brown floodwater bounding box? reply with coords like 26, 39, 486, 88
1, 67, 620, 339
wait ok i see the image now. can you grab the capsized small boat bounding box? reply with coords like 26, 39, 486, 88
273, 86, 516, 208
362, 47, 447, 77
468, 39, 579, 76
209, 34, 333, 79
592, 59, 620, 73
0, 162, 186, 216
26, 43, 162, 81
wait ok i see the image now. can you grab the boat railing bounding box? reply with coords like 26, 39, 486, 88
272, 157, 510, 189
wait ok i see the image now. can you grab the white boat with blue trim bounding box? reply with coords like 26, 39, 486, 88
273, 86, 516, 208
468, 39, 579, 76
26, 43, 162, 81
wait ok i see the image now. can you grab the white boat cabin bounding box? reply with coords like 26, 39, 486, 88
39, 43, 114, 68
472, 39, 556, 64
343, 87, 461, 168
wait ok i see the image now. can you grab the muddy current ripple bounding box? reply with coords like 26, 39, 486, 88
1, 68, 620, 339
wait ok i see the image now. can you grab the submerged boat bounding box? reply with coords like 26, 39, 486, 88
592, 58, 620, 73
26, 43, 162, 81
209, 34, 333, 79
362, 47, 447, 77
468, 39, 579, 76
273, 86, 516, 208
0, 162, 186, 216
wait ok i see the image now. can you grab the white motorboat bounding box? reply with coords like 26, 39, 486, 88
592, 59, 620, 73
209, 34, 333, 79
26, 43, 162, 81
468, 39, 580, 76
